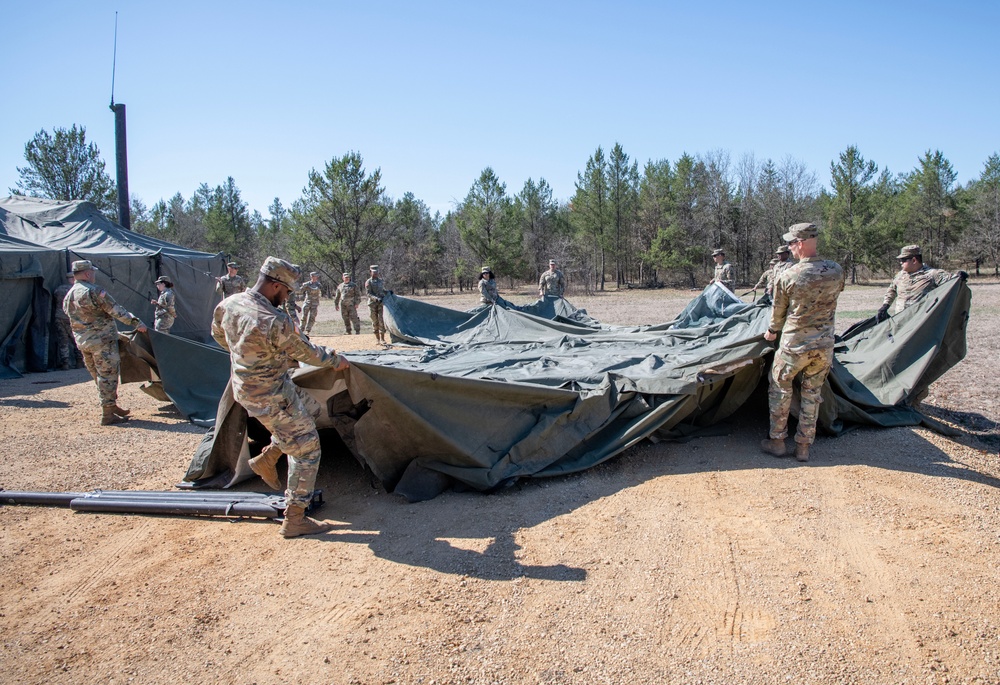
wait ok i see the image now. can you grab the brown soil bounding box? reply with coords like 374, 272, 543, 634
2, 282, 999, 684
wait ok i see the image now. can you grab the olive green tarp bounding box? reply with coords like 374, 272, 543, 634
176, 278, 968, 501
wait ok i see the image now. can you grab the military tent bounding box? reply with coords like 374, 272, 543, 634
0, 196, 227, 375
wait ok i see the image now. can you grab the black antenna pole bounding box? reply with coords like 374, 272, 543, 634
110, 12, 131, 229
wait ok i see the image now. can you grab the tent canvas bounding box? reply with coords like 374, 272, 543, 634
0, 196, 226, 345
180, 278, 969, 501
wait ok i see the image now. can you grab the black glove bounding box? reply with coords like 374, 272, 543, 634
876, 305, 889, 323
958, 270, 969, 281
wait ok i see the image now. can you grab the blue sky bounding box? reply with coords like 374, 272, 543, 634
2, 1, 998, 219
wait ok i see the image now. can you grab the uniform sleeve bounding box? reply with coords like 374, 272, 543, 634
768, 274, 789, 333
753, 270, 770, 290
269, 315, 341, 368
334, 286, 342, 306
882, 274, 899, 308
722, 264, 734, 287
95, 289, 142, 327
211, 305, 230, 351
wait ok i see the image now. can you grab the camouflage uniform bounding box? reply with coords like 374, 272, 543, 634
767, 256, 845, 446
365, 273, 387, 338
712, 261, 734, 289
882, 265, 952, 315
53, 278, 83, 369
335, 278, 362, 334
211, 277, 344, 509
298, 279, 322, 334
479, 268, 498, 305
153, 288, 177, 333
64, 279, 144, 408
538, 268, 565, 297
753, 264, 777, 295
217, 273, 247, 298
282, 289, 300, 327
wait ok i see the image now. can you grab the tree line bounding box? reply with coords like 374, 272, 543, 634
11, 126, 1000, 293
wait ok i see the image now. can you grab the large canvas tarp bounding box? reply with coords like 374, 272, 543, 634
0, 196, 226, 344
180, 278, 969, 501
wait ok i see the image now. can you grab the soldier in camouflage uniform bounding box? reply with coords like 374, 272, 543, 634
212, 256, 350, 538
877, 245, 961, 321
334, 272, 362, 334
761, 223, 845, 463
365, 265, 387, 344
63, 260, 148, 425
710, 248, 734, 290
538, 259, 565, 298
478, 266, 498, 304
298, 272, 323, 335
216, 262, 246, 298
282, 286, 301, 329
53, 271, 83, 369
773, 244, 793, 277
753, 258, 780, 296
150, 276, 177, 333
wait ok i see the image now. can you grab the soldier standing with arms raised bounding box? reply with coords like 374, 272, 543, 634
212, 257, 350, 538
365, 265, 387, 344
63, 260, 148, 425
760, 223, 845, 463
876, 244, 963, 321
335, 272, 362, 335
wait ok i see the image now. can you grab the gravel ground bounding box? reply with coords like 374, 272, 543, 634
1, 280, 998, 685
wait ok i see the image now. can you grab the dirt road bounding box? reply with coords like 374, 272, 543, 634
1, 283, 998, 684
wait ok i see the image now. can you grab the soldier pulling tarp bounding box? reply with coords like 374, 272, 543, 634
175, 278, 968, 501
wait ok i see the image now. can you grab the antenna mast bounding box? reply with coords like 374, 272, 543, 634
109, 11, 131, 229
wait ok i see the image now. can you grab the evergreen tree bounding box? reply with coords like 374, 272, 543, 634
607, 143, 640, 287
901, 150, 961, 264
572, 147, 611, 290
456, 168, 523, 280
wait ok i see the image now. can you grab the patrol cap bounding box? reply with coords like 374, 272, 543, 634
481, 266, 491, 273
896, 244, 922, 260
226, 262, 239, 269
71, 259, 97, 273
369, 265, 379, 272
711, 248, 725, 257
782, 222, 818, 242
342, 272, 350, 278
309, 271, 319, 277
548, 259, 557, 265
154, 276, 173, 286
259, 256, 300, 290
775, 245, 791, 256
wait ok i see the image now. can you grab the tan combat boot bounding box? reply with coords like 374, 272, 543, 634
760, 438, 786, 457
112, 403, 131, 416
794, 443, 810, 462
101, 405, 129, 425
248, 444, 284, 490
279, 505, 332, 538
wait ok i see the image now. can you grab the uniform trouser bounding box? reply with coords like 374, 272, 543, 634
768, 346, 834, 445
302, 302, 319, 332
369, 302, 385, 335
54, 318, 76, 367
246, 383, 324, 508
78, 338, 121, 406
154, 316, 174, 334
341, 306, 361, 333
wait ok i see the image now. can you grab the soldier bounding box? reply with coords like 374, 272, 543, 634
709, 248, 734, 290
63, 260, 148, 425
299, 271, 323, 335
760, 223, 845, 463
211, 256, 350, 538
53, 271, 83, 369
752, 258, 781, 297
334, 272, 362, 334
150, 276, 176, 334
773, 244, 793, 277
538, 259, 565, 298
365, 265, 387, 344
478, 266, 498, 305
282, 286, 301, 329
877, 245, 963, 321
216, 262, 246, 298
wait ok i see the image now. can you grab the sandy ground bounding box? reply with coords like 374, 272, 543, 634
2, 281, 999, 685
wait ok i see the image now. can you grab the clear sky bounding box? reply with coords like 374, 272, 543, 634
2, 1, 998, 219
